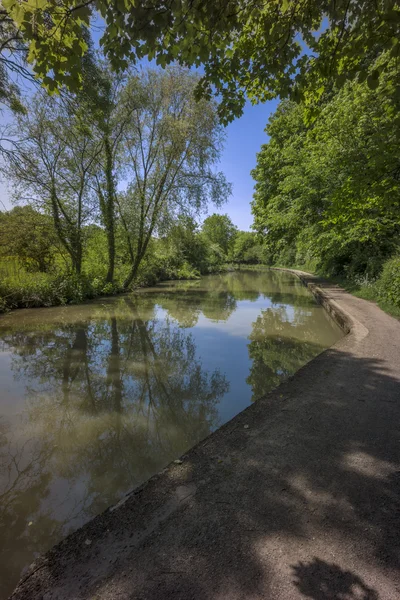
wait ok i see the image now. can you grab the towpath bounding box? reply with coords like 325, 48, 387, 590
11, 272, 400, 600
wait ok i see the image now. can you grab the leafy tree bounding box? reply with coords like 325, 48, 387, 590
76, 51, 136, 284
4, 93, 102, 274
0, 10, 28, 116
117, 68, 230, 289
163, 215, 209, 273
3, 0, 400, 122
202, 213, 237, 258
0, 206, 59, 272
252, 55, 400, 277
231, 231, 269, 264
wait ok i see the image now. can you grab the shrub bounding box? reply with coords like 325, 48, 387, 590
0, 271, 103, 312
377, 256, 400, 308
175, 261, 200, 280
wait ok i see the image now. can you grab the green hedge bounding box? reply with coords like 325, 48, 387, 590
377, 256, 400, 308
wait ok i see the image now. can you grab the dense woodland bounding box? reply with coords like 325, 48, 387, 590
0, 1, 399, 313
252, 52, 400, 312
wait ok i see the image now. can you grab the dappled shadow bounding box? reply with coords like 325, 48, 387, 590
1, 270, 342, 598
95, 348, 400, 599
11, 341, 400, 599
292, 558, 379, 599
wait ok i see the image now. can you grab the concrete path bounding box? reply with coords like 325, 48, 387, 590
11, 273, 400, 600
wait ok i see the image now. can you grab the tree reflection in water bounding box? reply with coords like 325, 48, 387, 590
247, 305, 331, 400
0, 297, 228, 598
0, 270, 341, 598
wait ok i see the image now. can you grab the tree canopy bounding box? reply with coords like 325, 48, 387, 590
251, 54, 400, 277
3, 1, 400, 122
201, 213, 237, 257
1, 65, 231, 308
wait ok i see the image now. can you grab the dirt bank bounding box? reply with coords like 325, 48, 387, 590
10, 272, 400, 600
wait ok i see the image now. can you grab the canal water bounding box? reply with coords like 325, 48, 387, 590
0, 269, 342, 596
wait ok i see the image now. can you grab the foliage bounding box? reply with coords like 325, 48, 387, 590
377, 256, 400, 308
117, 67, 230, 288
232, 231, 256, 263
4, 92, 102, 273
1, 65, 229, 302
3, 1, 400, 123
0, 206, 60, 272
0, 271, 98, 311
232, 231, 271, 264
162, 215, 209, 274
0, 11, 28, 115
252, 56, 400, 279
201, 213, 237, 258
0, 212, 226, 312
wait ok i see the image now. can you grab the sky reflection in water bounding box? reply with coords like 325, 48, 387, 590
0, 269, 342, 598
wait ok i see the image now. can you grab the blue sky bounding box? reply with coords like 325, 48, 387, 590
0, 99, 278, 230
209, 99, 279, 230
0, 12, 280, 231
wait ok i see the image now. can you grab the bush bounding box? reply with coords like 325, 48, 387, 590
274, 245, 297, 267
0, 271, 105, 312
175, 261, 200, 280
377, 256, 400, 308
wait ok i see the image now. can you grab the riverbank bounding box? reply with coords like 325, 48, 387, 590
10, 271, 400, 600
0, 264, 240, 314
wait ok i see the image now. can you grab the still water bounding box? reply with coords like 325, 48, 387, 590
0, 269, 342, 597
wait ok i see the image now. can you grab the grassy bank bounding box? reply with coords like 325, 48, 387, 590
330, 277, 400, 320
0, 261, 242, 314
273, 260, 400, 320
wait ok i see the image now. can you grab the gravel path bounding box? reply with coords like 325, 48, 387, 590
11, 272, 400, 600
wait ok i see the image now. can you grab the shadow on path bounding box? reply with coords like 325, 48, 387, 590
292, 558, 379, 600
10, 344, 400, 599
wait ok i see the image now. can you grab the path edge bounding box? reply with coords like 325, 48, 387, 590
9, 267, 370, 599
271, 267, 369, 344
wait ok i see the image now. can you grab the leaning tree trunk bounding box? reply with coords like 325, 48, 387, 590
123, 256, 140, 290
103, 136, 116, 284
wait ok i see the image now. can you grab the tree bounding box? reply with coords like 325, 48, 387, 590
0, 9, 28, 116
75, 50, 136, 284
3, 1, 400, 122
4, 93, 102, 274
251, 54, 400, 277
202, 213, 237, 258
232, 231, 259, 263
117, 68, 230, 289
0, 206, 59, 272
163, 215, 209, 274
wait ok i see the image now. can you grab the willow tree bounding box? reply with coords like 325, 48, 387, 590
75, 47, 137, 284
118, 67, 231, 289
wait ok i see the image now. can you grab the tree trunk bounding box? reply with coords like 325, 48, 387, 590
75, 238, 82, 275
123, 257, 140, 290
50, 184, 81, 274
104, 136, 116, 284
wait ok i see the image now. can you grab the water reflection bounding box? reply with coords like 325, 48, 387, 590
247, 304, 332, 399
0, 270, 342, 597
